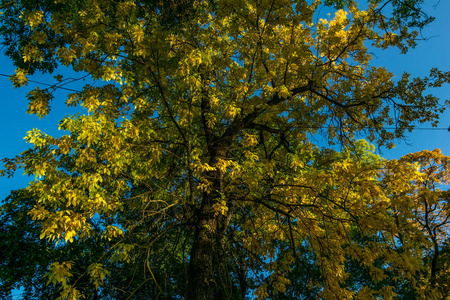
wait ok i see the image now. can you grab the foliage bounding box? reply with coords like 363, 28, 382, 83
0, 189, 193, 299
0, 189, 103, 299
324, 0, 435, 29
396, 149, 450, 299
1, 0, 449, 299
0, 190, 58, 299
0, 0, 207, 75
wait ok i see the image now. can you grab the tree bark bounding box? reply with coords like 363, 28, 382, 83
187, 190, 218, 300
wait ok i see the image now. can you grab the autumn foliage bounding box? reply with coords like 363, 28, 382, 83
0, 0, 449, 299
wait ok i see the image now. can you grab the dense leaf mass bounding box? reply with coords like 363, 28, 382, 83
0, 0, 449, 299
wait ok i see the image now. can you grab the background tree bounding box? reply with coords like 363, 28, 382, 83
397, 149, 450, 298
1, 0, 449, 299
0, 189, 59, 299
0, 187, 194, 299
0, 189, 107, 299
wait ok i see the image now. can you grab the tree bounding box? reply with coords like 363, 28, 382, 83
396, 149, 450, 298
272, 148, 450, 300
1, 0, 449, 299
0, 189, 60, 299
0, 188, 194, 300
0, 189, 108, 299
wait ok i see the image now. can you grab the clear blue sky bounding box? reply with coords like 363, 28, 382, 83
0, 0, 449, 200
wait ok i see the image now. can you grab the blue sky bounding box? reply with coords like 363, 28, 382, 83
0, 0, 449, 201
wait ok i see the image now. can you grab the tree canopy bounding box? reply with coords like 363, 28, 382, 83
0, 0, 449, 299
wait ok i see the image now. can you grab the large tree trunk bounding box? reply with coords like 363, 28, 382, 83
187, 142, 230, 299
187, 192, 218, 300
